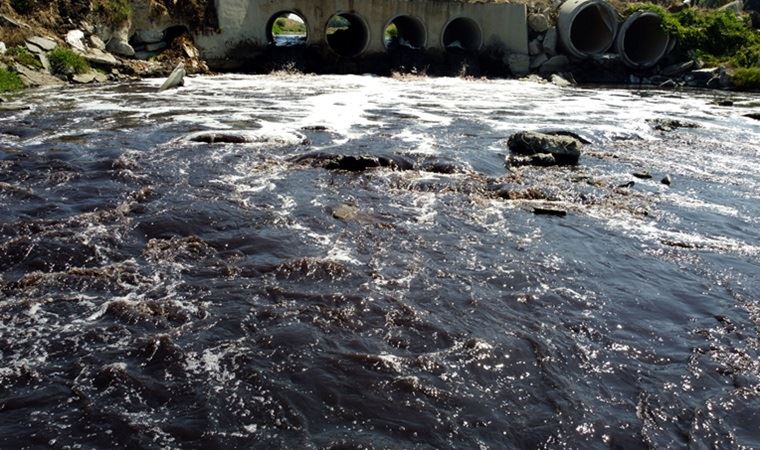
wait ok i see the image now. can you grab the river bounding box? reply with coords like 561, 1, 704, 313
1, 74, 759, 449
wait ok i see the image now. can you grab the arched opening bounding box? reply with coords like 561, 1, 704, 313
266, 11, 308, 47
567, 2, 617, 56
325, 12, 369, 57
619, 12, 670, 68
384, 15, 426, 50
442, 17, 482, 52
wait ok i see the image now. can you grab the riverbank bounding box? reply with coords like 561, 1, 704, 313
1, 0, 759, 94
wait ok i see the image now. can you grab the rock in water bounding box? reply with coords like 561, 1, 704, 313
661, 175, 672, 186
332, 204, 358, 221
507, 131, 582, 166
159, 64, 186, 92
632, 171, 652, 179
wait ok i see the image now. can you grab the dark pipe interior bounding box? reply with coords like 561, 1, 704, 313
326, 13, 369, 57
385, 15, 426, 50
623, 15, 669, 64
442, 17, 482, 52
569, 4, 615, 54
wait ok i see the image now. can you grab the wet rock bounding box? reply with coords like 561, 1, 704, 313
632, 171, 652, 179
533, 207, 567, 217
661, 174, 672, 185
506, 131, 582, 166
550, 74, 572, 87
539, 55, 570, 75
144, 42, 167, 52
543, 27, 558, 56
542, 130, 591, 144
745, 113, 760, 121
188, 132, 249, 144
506, 53, 530, 76
13, 63, 65, 88
133, 29, 164, 45
661, 60, 695, 77
332, 204, 358, 221
714, 98, 733, 106
528, 39, 542, 56
659, 79, 677, 89
26, 36, 57, 52
420, 158, 470, 174
508, 153, 558, 167
528, 14, 550, 33
83, 48, 118, 66
106, 23, 135, 57
107, 38, 135, 57
618, 181, 635, 188
158, 63, 186, 92
647, 118, 700, 131
66, 30, 86, 52
89, 35, 106, 51
530, 53, 548, 70
72, 71, 97, 84
295, 152, 414, 172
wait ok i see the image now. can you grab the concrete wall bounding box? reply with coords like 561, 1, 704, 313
196, 0, 527, 60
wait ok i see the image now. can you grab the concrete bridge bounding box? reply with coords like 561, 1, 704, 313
195, 0, 528, 66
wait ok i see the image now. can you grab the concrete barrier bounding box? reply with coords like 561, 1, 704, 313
196, 0, 527, 64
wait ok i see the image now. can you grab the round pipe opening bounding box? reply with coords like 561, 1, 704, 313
326, 12, 370, 57
384, 15, 426, 50
442, 17, 482, 52
617, 12, 670, 68
266, 11, 308, 47
559, 0, 618, 58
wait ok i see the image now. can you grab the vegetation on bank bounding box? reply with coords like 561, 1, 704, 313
0, 67, 25, 92
91, 0, 133, 25
626, 3, 760, 88
6, 46, 42, 69
48, 47, 90, 75
272, 17, 306, 36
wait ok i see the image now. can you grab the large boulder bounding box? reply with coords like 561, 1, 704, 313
506, 131, 582, 166
66, 29, 86, 52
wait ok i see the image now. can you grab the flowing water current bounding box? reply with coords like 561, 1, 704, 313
1, 74, 759, 449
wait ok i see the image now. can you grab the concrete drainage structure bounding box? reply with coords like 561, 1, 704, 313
558, 0, 619, 58
196, 0, 528, 68
616, 11, 671, 68
385, 15, 427, 50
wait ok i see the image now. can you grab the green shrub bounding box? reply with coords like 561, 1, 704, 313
0, 68, 25, 92
731, 67, 760, 89
7, 46, 42, 69
48, 48, 90, 75
91, 0, 132, 25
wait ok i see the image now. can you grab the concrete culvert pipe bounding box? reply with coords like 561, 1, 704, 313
616, 11, 670, 68
326, 12, 370, 57
385, 15, 426, 50
442, 17, 482, 52
558, 0, 618, 58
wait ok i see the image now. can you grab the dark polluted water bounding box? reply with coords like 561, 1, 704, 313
1, 74, 759, 449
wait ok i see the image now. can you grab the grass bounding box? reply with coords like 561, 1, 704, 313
48, 48, 90, 75
626, 4, 760, 89
92, 0, 133, 25
0, 68, 25, 92
272, 17, 306, 36
7, 46, 42, 69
